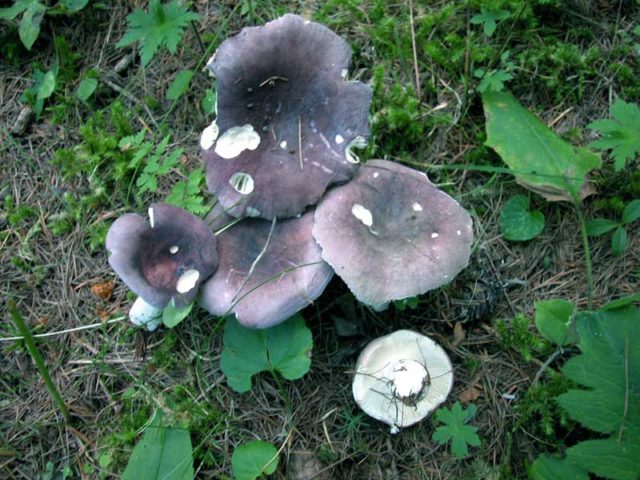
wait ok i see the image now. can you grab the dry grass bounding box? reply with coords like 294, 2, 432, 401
1, 1, 639, 479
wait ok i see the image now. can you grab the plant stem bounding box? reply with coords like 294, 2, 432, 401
7, 300, 71, 424
575, 205, 594, 310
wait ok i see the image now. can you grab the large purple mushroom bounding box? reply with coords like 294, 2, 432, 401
106, 203, 218, 308
201, 14, 372, 219
199, 209, 334, 328
312, 160, 473, 309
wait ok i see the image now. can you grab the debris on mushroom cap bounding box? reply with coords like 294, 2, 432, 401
106, 203, 218, 308
199, 209, 334, 328
202, 14, 372, 219
352, 330, 453, 433
312, 159, 473, 308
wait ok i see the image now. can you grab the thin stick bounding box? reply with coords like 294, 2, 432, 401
7, 300, 71, 423
0, 316, 126, 343
298, 115, 304, 170
408, 0, 421, 100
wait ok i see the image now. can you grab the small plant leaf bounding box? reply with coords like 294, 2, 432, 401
470, 8, 510, 37
166, 70, 194, 101
588, 99, 640, 171
58, 0, 89, 12
621, 199, 640, 225
162, 299, 193, 328
75, 77, 98, 101
122, 414, 193, 480
500, 195, 544, 241
585, 218, 619, 236
201, 88, 216, 114
528, 454, 589, 480
220, 314, 312, 393
602, 293, 640, 311
483, 91, 602, 202
19, 2, 46, 50
231, 440, 279, 480
610, 226, 627, 256
37, 70, 56, 100
535, 299, 576, 346
432, 402, 481, 459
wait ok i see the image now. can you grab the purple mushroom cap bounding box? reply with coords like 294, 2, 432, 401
199, 210, 334, 328
106, 203, 218, 307
202, 14, 372, 219
312, 160, 473, 308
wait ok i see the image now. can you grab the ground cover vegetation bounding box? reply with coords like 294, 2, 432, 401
1, 0, 639, 478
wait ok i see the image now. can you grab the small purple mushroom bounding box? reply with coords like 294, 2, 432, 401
199, 209, 333, 328
106, 203, 218, 308
201, 14, 372, 219
312, 160, 473, 309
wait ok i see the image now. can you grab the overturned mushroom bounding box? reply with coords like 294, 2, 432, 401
106, 203, 218, 308
202, 14, 372, 219
312, 160, 473, 309
199, 208, 333, 328
352, 330, 453, 433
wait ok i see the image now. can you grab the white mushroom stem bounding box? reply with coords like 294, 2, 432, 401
386, 359, 429, 401
129, 297, 163, 331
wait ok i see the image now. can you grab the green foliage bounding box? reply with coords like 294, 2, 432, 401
20, 65, 57, 119
162, 300, 194, 328
201, 89, 216, 115
75, 76, 98, 101
122, 413, 193, 480
166, 168, 209, 215
483, 91, 602, 202
586, 199, 640, 256
166, 69, 194, 101
3, 195, 37, 227
220, 315, 312, 393
231, 440, 279, 480
116, 0, 201, 67
432, 402, 481, 459
475, 51, 516, 93
530, 305, 640, 480
500, 195, 545, 241
470, 7, 510, 37
496, 313, 550, 362
534, 299, 576, 346
588, 99, 640, 171
132, 135, 183, 194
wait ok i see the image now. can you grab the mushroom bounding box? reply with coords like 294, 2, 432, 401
352, 330, 453, 433
199, 208, 333, 328
106, 203, 218, 309
312, 160, 473, 309
201, 14, 372, 219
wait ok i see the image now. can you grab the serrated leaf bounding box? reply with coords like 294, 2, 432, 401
162, 299, 193, 328
122, 414, 193, 480
621, 199, 640, 225
567, 436, 640, 480
432, 402, 481, 459
166, 70, 193, 101
220, 315, 312, 393
18, 2, 46, 50
586, 218, 618, 236
231, 440, 279, 480
535, 299, 575, 346
588, 99, 640, 171
470, 8, 510, 37
166, 168, 208, 215
75, 77, 98, 101
477, 69, 513, 93
483, 91, 601, 202
611, 226, 627, 256
528, 454, 589, 480
500, 195, 544, 241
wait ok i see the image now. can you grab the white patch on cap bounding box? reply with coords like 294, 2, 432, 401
346, 136, 368, 164
412, 202, 423, 212
214, 124, 261, 159
170, 245, 179, 254
352, 203, 373, 227
280, 140, 287, 149
200, 121, 219, 150
148, 207, 155, 228
431, 232, 439, 238
229, 172, 254, 195
176, 269, 200, 293
457, 230, 461, 236
335, 134, 344, 145
341, 68, 348, 79
373, 172, 379, 178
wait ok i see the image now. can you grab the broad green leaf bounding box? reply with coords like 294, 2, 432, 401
500, 195, 544, 241
602, 293, 640, 311
586, 218, 618, 236
19, 2, 46, 50
166, 70, 194, 100
431, 402, 481, 459
122, 414, 193, 480
621, 199, 640, 225
231, 440, 279, 480
58, 0, 89, 12
162, 300, 193, 328
201, 88, 216, 114
611, 226, 627, 256
588, 99, 640, 171
0, 0, 37, 20
528, 454, 589, 480
567, 436, 640, 480
483, 91, 601, 202
220, 315, 312, 393
75, 77, 98, 101
37, 70, 56, 100
535, 299, 575, 346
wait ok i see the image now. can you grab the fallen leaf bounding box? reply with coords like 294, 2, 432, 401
452, 322, 466, 346
90, 281, 114, 301
459, 385, 482, 403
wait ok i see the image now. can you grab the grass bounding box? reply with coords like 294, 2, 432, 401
1, 0, 639, 478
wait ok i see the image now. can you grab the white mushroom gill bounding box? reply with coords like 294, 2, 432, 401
229, 172, 255, 195
214, 124, 261, 159
351, 203, 373, 227
176, 269, 200, 293
200, 121, 219, 150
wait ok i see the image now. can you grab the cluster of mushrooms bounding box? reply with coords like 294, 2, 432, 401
107, 14, 472, 433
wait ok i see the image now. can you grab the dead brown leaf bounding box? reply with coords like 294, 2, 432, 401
90, 281, 114, 301
459, 384, 482, 403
